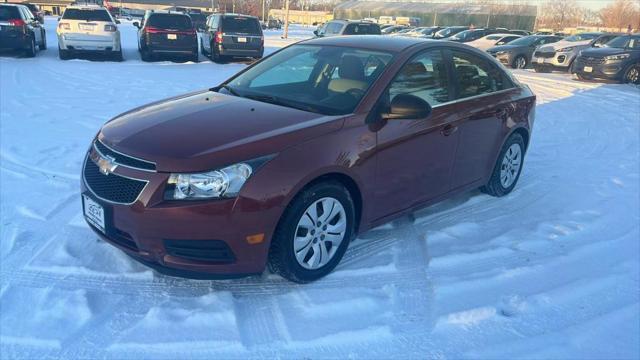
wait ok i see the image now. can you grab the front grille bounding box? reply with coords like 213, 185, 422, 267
83, 158, 147, 204
578, 56, 606, 66
534, 51, 555, 58
109, 228, 139, 251
95, 140, 156, 171
164, 240, 235, 263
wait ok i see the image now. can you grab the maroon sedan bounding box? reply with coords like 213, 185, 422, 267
82, 36, 536, 282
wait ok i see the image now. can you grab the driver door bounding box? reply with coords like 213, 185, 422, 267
372, 49, 460, 220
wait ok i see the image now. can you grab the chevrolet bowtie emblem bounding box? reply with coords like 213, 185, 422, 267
97, 154, 117, 175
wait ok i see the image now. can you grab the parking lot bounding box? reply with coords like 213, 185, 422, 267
1, 16, 639, 359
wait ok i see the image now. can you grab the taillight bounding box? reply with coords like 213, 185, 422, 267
8, 19, 26, 27
260, 35, 264, 44
145, 26, 163, 34
104, 24, 117, 32
215, 32, 223, 43
58, 22, 70, 30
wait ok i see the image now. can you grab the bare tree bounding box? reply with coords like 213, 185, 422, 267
600, 0, 640, 32
538, 0, 580, 30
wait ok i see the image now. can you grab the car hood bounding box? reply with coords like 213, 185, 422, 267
539, 39, 591, 52
98, 90, 343, 173
579, 46, 628, 57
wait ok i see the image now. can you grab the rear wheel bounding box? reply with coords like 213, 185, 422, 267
481, 133, 525, 197
190, 51, 199, 63
140, 49, 152, 62
58, 47, 70, 60
268, 181, 355, 283
25, 37, 36, 58
113, 49, 123, 62
623, 64, 640, 85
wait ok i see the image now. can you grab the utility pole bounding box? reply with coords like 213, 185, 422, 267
262, 0, 265, 21
283, 0, 290, 39
211, 0, 214, 12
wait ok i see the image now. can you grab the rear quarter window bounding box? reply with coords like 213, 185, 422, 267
148, 14, 192, 30
221, 16, 261, 34
0, 6, 21, 21
63, 9, 112, 22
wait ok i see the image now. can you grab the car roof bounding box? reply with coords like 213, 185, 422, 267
219, 13, 258, 19
66, 4, 106, 10
302, 35, 431, 52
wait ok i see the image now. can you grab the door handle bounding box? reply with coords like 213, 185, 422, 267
441, 124, 458, 136
495, 108, 508, 118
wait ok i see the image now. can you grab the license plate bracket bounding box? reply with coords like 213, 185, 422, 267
537, 57, 544, 64
584, 66, 593, 73
167, 33, 177, 40
83, 194, 106, 234
237, 37, 247, 43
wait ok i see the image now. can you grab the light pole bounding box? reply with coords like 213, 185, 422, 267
283, 0, 290, 39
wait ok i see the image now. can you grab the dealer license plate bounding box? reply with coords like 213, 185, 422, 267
583, 66, 593, 73
78, 23, 95, 31
537, 57, 544, 64
237, 37, 247, 43
83, 194, 105, 234
167, 34, 177, 40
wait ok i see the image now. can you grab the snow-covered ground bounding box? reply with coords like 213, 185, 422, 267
1, 18, 639, 359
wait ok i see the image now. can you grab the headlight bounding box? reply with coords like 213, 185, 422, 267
604, 53, 630, 61
496, 51, 508, 55
165, 155, 274, 200
558, 47, 574, 52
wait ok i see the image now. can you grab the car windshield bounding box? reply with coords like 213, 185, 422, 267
147, 14, 192, 30
62, 8, 112, 22
451, 30, 473, 40
507, 36, 538, 46
222, 16, 260, 34
564, 33, 599, 42
223, 45, 394, 115
604, 36, 640, 49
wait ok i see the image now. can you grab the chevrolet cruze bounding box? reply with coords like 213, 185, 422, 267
82, 36, 536, 282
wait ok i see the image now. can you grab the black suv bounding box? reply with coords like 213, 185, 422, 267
314, 19, 381, 37
135, 11, 198, 62
573, 34, 640, 84
202, 14, 263, 62
449, 28, 498, 43
0, 4, 46, 57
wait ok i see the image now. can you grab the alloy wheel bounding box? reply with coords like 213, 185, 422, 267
626, 66, 640, 84
515, 56, 526, 69
293, 197, 347, 270
500, 143, 522, 188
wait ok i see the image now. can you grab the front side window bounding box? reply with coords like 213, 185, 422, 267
325, 22, 343, 35
226, 45, 394, 115
451, 50, 510, 99
388, 50, 450, 106
62, 8, 112, 22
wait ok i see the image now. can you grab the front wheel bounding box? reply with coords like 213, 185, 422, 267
623, 64, 640, 85
268, 181, 355, 283
39, 30, 47, 50
512, 55, 527, 69
481, 133, 525, 197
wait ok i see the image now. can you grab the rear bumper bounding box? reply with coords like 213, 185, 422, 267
0, 30, 30, 49
218, 46, 263, 57
58, 32, 121, 51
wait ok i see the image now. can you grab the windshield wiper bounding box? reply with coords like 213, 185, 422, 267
244, 94, 324, 114
215, 84, 240, 97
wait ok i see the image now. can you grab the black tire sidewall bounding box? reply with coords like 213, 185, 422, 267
485, 133, 525, 197
269, 182, 355, 282
513, 55, 526, 69
624, 64, 640, 84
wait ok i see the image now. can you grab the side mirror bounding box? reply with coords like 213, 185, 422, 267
382, 94, 432, 120
313, 30, 318, 36
115, 19, 121, 24
133, 21, 140, 29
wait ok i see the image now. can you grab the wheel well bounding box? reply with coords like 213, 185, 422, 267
302, 173, 363, 233
512, 127, 530, 151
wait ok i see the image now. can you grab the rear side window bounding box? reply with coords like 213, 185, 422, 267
63, 8, 112, 22
222, 16, 260, 34
389, 50, 451, 105
451, 50, 511, 99
147, 14, 192, 30
325, 22, 343, 35
344, 23, 380, 35
0, 6, 21, 20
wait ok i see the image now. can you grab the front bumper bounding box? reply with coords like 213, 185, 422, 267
573, 59, 626, 80
493, 52, 513, 66
80, 145, 282, 278
58, 32, 121, 51
532, 51, 575, 70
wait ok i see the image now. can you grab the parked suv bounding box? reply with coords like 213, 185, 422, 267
57, 5, 122, 60
201, 14, 263, 62
22, 3, 44, 24
448, 28, 498, 43
135, 11, 198, 62
0, 3, 46, 57
82, 36, 535, 283
573, 34, 640, 84
532, 32, 621, 72
315, 19, 381, 37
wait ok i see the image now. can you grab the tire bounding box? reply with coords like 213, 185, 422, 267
39, 30, 47, 50
623, 64, 640, 85
268, 181, 356, 283
512, 55, 527, 69
24, 36, 36, 58
58, 47, 70, 60
210, 44, 223, 63
190, 52, 199, 63
140, 49, 152, 62
113, 49, 123, 62
481, 133, 526, 197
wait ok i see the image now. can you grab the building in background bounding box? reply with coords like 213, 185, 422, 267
268, 9, 332, 25
6, 0, 217, 16
334, 0, 538, 31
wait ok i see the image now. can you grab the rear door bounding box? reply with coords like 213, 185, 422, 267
220, 16, 262, 50
447, 49, 517, 189
145, 14, 195, 50
61, 8, 113, 40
